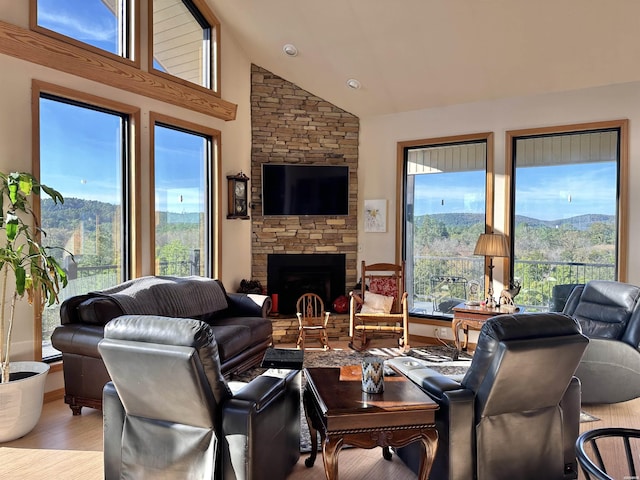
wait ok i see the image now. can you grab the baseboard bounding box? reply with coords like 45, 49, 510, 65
44, 388, 65, 403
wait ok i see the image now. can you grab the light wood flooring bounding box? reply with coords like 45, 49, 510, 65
1, 340, 639, 479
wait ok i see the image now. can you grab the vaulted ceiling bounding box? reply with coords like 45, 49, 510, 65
207, 0, 640, 117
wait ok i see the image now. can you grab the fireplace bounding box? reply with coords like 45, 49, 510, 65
267, 254, 346, 315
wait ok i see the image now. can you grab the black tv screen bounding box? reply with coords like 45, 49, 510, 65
262, 164, 349, 216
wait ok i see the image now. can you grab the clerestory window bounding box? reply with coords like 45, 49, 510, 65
150, 0, 220, 93
32, 0, 136, 63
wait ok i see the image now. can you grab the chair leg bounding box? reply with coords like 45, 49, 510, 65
322, 329, 331, 350
297, 329, 304, 350
349, 328, 369, 351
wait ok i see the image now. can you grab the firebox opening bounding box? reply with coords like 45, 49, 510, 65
267, 254, 346, 315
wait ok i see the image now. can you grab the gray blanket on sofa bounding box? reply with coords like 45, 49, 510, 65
93, 276, 229, 318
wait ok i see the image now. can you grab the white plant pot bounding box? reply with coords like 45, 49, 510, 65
0, 361, 50, 443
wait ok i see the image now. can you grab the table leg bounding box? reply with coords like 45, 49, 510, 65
303, 388, 318, 468
462, 325, 469, 350
416, 429, 439, 480
451, 318, 462, 354
321, 434, 344, 480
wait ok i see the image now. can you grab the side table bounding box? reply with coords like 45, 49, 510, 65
451, 303, 521, 354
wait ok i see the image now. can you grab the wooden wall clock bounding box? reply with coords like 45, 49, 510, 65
227, 172, 250, 219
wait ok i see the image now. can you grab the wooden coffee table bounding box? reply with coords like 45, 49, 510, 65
303, 365, 438, 480
451, 303, 521, 353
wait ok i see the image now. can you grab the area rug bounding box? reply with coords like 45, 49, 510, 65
231, 344, 470, 452
230, 345, 597, 452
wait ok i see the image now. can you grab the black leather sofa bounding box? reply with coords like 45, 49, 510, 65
51, 275, 273, 415
387, 312, 588, 480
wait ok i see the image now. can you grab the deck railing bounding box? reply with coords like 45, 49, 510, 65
410, 255, 615, 316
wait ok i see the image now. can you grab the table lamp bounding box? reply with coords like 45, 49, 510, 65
474, 233, 510, 308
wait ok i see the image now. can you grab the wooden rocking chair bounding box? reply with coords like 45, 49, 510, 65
296, 293, 331, 350
349, 261, 409, 352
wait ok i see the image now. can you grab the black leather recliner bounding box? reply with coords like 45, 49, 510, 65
99, 315, 300, 480
387, 312, 588, 480
562, 280, 640, 404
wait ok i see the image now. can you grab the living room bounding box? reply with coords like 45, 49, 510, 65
3, 0, 640, 478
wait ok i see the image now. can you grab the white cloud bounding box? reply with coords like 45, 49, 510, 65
38, 9, 115, 43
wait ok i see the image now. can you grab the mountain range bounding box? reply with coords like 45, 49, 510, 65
425, 212, 614, 230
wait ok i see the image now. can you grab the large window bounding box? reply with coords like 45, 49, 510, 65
507, 121, 628, 311
152, 114, 219, 277
36, 84, 135, 360
32, 0, 135, 62
151, 0, 220, 92
401, 134, 492, 318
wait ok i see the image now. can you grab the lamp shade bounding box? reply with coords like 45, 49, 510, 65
474, 233, 509, 258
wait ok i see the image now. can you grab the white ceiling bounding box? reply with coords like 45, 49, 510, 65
206, 0, 640, 118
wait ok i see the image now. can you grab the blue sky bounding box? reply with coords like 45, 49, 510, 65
37, 0, 117, 53
40, 98, 206, 214
39, 98, 123, 205
414, 162, 616, 221
514, 163, 616, 220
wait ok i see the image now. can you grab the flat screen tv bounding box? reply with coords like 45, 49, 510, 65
262, 164, 349, 216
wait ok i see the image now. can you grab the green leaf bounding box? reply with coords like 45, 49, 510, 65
5, 212, 18, 241
40, 185, 64, 205
18, 175, 33, 196
15, 266, 26, 296
7, 181, 17, 204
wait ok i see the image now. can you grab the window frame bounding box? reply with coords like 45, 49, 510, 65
29, 0, 141, 68
397, 132, 495, 319
31, 79, 141, 361
148, 0, 221, 96
149, 112, 222, 279
505, 119, 629, 286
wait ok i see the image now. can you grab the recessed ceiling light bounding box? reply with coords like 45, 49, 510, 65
346, 78, 361, 89
282, 44, 298, 57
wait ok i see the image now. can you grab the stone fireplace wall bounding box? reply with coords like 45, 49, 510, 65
250, 64, 359, 302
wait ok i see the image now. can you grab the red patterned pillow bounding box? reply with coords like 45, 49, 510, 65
369, 276, 398, 299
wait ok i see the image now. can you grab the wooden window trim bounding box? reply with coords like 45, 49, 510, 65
505, 119, 629, 282
397, 132, 495, 305
0, 21, 236, 121
149, 111, 222, 279
29, 0, 142, 69
148, 0, 222, 97
397, 132, 495, 255
31, 79, 142, 359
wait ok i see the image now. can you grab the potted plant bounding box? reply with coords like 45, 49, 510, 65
0, 172, 69, 442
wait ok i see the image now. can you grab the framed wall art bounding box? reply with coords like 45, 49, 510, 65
364, 199, 387, 232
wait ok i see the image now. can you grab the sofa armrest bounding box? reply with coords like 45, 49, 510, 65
222, 369, 300, 480
227, 292, 271, 318
103, 382, 125, 480
59, 294, 94, 325
405, 367, 463, 399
